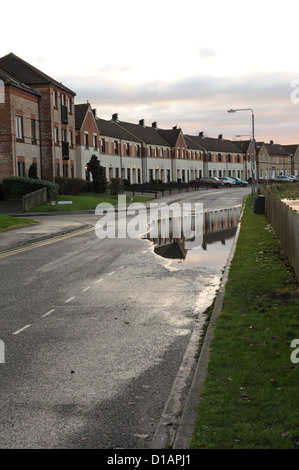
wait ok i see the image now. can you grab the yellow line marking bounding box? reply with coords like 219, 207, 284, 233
0, 225, 94, 259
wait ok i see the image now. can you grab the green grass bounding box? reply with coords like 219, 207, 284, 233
190, 195, 299, 449
267, 182, 299, 200
27, 193, 155, 212
0, 214, 38, 231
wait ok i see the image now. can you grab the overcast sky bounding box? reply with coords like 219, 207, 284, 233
1, 0, 299, 144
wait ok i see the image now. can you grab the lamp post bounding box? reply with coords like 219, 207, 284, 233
227, 108, 256, 198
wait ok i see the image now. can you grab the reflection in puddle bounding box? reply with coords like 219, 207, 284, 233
143, 206, 240, 269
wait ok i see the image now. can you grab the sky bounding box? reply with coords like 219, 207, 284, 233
1, 0, 299, 144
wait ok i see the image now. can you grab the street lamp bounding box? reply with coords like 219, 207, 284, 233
227, 108, 256, 197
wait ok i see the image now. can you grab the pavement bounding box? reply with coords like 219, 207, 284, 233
0, 190, 209, 252
0, 192, 242, 449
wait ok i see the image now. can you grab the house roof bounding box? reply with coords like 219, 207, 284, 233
96, 117, 142, 143
0, 66, 41, 97
234, 140, 266, 154
186, 134, 242, 153
0, 53, 75, 95
184, 135, 206, 151
75, 103, 90, 129
115, 118, 173, 147
156, 127, 182, 147
264, 142, 289, 156
283, 144, 299, 155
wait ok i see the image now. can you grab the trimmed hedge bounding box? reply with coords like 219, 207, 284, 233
110, 177, 124, 195
2, 177, 59, 200
54, 177, 86, 195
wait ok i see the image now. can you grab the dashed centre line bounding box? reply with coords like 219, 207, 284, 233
11, 268, 121, 337
13, 325, 31, 335
42, 309, 56, 318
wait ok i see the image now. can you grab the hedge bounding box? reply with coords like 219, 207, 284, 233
2, 177, 59, 200
54, 177, 86, 195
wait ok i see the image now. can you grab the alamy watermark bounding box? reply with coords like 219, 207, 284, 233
0, 79, 4, 104
290, 79, 299, 104
290, 339, 299, 364
94, 196, 204, 250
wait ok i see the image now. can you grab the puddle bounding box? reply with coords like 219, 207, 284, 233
143, 206, 241, 270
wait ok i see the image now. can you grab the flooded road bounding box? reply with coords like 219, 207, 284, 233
144, 205, 241, 272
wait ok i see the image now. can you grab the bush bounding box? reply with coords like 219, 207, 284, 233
28, 163, 38, 179
2, 177, 59, 201
54, 177, 86, 195
82, 181, 95, 193
110, 177, 124, 195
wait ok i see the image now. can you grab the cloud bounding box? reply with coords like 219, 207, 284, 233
61, 70, 299, 143
198, 48, 217, 59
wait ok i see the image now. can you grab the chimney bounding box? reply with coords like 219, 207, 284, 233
152, 121, 158, 129
92, 108, 97, 117
112, 113, 119, 122
139, 119, 145, 127
218, 134, 223, 140
270, 140, 274, 145
173, 125, 177, 130
199, 131, 204, 138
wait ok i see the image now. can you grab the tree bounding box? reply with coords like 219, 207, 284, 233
86, 155, 107, 193
28, 163, 38, 179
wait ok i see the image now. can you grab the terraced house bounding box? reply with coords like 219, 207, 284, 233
0, 53, 76, 181
1, 53, 299, 185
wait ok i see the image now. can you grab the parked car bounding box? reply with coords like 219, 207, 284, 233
199, 177, 224, 188
231, 177, 248, 187
289, 175, 299, 182
274, 175, 293, 182
218, 177, 236, 187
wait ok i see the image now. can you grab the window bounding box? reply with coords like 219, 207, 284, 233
62, 129, 67, 142
70, 130, 73, 148
114, 141, 119, 155
17, 161, 25, 177
15, 115, 23, 140
93, 134, 97, 149
68, 97, 72, 114
218, 153, 222, 162
54, 127, 59, 144
84, 133, 89, 148
137, 145, 141, 157
53, 90, 58, 108
126, 143, 130, 156
56, 163, 60, 177
31, 119, 36, 143
101, 138, 105, 153
227, 154, 231, 163
63, 164, 68, 177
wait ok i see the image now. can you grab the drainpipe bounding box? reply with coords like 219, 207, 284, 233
38, 95, 43, 180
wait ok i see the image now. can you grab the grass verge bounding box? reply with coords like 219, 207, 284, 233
27, 193, 155, 212
190, 195, 299, 449
0, 214, 38, 231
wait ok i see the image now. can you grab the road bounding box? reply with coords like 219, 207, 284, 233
0, 188, 249, 449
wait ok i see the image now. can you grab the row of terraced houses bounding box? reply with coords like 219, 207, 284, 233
1, 53, 299, 185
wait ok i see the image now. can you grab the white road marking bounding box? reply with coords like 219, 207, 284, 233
95, 278, 103, 284
42, 309, 55, 318
83, 287, 90, 292
108, 271, 115, 276
65, 296, 75, 303
13, 325, 31, 335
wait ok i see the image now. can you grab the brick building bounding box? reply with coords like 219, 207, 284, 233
0, 53, 76, 181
